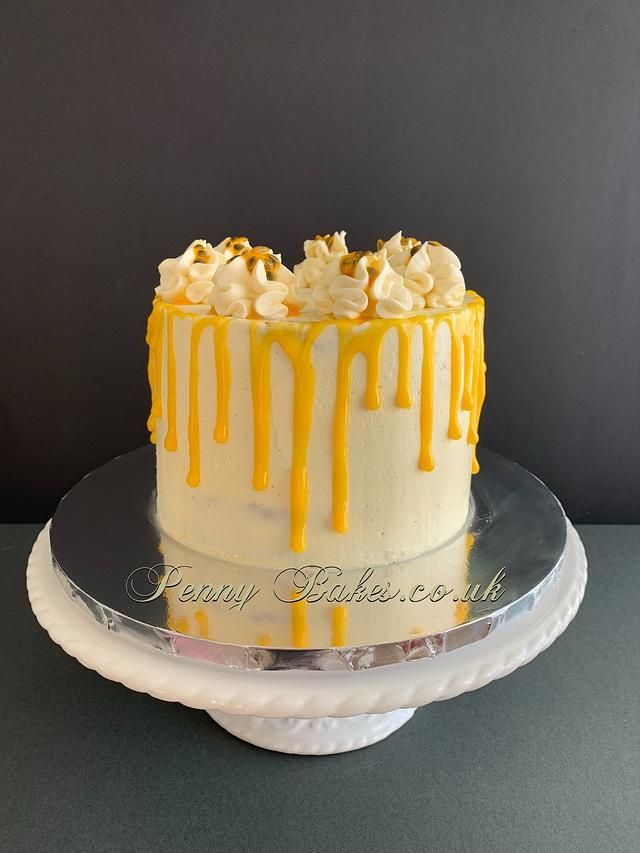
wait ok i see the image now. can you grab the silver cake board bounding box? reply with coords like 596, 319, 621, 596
28, 515, 587, 754
47, 446, 567, 671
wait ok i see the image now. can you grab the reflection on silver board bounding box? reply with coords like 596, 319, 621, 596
50, 446, 567, 671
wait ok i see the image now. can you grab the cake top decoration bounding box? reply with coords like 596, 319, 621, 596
154, 231, 466, 320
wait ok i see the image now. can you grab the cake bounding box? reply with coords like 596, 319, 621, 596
146, 231, 485, 570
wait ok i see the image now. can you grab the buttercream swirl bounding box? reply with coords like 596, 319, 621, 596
301, 249, 414, 319
295, 231, 348, 314
155, 239, 224, 313
423, 242, 465, 308
379, 232, 466, 310
208, 247, 298, 320
155, 231, 467, 320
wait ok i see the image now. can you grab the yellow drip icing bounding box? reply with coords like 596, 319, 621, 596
145, 314, 156, 436
466, 303, 486, 474
153, 313, 164, 430
145, 295, 486, 553
187, 319, 207, 487
332, 322, 391, 533
331, 605, 348, 646
249, 323, 323, 551
145, 300, 164, 442
462, 332, 474, 411
249, 324, 272, 491
332, 327, 352, 534
446, 317, 463, 440
363, 330, 384, 410
470, 359, 486, 475
395, 323, 413, 408
467, 319, 481, 445
288, 329, 323, 552
419, 319, 436, 472
164, 311, 177, 451
213, 318, 231, 443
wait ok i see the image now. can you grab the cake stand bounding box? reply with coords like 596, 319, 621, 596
27, 448, 587, 755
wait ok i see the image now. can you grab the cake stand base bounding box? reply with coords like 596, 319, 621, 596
27, 521, 586, 756
208, 708, 417, 755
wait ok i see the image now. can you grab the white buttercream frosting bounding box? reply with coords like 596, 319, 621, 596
303, 231, 348, 261
213, 236, 252, 259
155, 240, 224, 312
295, 231, 466, 319
424, 242, 465, 308
300, 249, 414, 320
156, 239, 298, 319
294, 231, 349, 314
208, 247, 297, 320
155, 231, 466, 319
380, 234, 435, 310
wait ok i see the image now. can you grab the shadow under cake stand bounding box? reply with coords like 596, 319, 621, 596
27, 448, 587, 755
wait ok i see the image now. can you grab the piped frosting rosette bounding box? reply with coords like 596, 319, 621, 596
154, 231, 467, 320
310, 250, 415, 319
295, 231, 466, 319
155, 239, 299, 319
155, 237, 252, 314
378, 231, 466, 310
208, 247, 298, 320
294, 231, 349, 314
155, 239, 224, 314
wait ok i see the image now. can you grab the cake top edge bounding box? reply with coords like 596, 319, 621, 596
155, 231, 470, 321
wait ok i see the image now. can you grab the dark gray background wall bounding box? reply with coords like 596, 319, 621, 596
1, 0, 638, 523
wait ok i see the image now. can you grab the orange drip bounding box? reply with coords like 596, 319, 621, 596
445, 316, 463, 440
249, 324, 271, 491
146, 295, 486, 552
186, 319, 207, 487
419, 319, 436, 472
332, 322, 390, 533
462, 332, 474, 410
145, 300, 164, 441
164, 311, 177, 451
213, 318, 231, 443
249, 322, 323, 551
395, 323, 413, 408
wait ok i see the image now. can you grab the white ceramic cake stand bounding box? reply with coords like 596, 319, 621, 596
27, 521, 587, 755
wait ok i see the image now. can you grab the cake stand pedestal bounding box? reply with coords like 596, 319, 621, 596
27, 521, 586, 754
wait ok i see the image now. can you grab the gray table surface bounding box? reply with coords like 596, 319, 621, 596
1, 524, 638, 853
